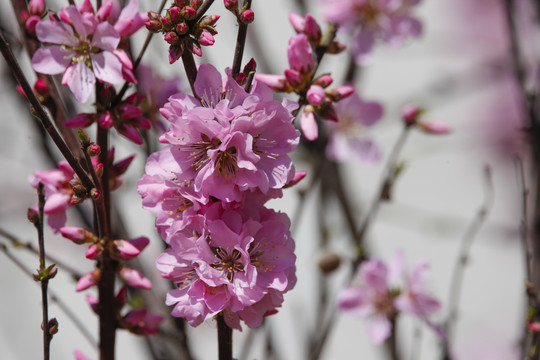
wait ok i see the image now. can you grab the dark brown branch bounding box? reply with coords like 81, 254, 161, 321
231, 0, 252, 78
182, 51, 199, 97
217, 314, 233, 360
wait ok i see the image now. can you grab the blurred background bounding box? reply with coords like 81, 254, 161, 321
0, 0, 530, 359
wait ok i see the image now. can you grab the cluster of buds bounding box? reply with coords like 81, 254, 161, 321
66, 86, 152, 145
289, 12, 345, 54
60, 226, 162, 333
145, 0, 219, 63
20, 0, 46, 35
255, 12, 352, 140
401, 104, 451, 135
224, 0, 255, 25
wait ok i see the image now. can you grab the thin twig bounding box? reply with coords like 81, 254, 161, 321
194, 0, 216, 23
442, 166, 494, 359
231, 0, 253, 78
0, 243, 96, 346
516, 156, 534, 288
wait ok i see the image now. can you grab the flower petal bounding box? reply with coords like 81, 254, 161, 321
32, 47, 73, 75
62, 61, 95, 103
91, 51, 123, 84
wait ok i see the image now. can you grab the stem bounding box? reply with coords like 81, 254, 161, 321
194, 0, 216, 23
0, 32, 94, 191
182, 51, 199, 97
442, 166, 494, 359
516, 157, 534, 290
217, 314, 233, 360
35, 183, 52, 360
386, 316, 402, 360
231, 0, 252, 78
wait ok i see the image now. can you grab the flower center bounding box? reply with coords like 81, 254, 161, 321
215, 147, 238, 179
185, 135, 220, 171
354, 3, 381, 27
210, 246, 244, 282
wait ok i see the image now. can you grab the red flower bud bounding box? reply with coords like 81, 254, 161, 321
239, 9, 254, 24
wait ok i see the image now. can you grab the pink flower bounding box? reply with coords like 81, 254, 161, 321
338, 252, 441, 344
323, 0, 423, 64
122, 309, 164, 335
156, 203, 296, 329
159, 64, 300, 203
32, 5, 125, 102
29, 161, 76, 232
325, 91, 383, 164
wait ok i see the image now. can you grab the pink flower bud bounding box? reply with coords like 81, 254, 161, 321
75, 269, 100, 292
66, 113, 95, 128
94, 163, 104, 177
191, 41, 202, 56
20, 10, 29, 22
326, 85, 354, 101
112, 239, 141, 260
401, 104, 423, 125
85, 243, 102, 260
243, 58, 257, 74
176, 22, 189, 34
530, 322, 540, 332
122, 309, 164, 335
169, 44, 184, 64
181, 6, 197, 20
85, 294, 99, 313
224, 0, 238, 11
289, 12, 305, 33
254, 74, 289, 92
284, 69, 303, 88
239, 9, 255, 24
417, 121, 451, 135
200, 14, 220, 27
87, 144, 101, 157
305, 14, 322, 43
98, 112, 114, 128
60, 226, 94, 244
25, 15, 41, 36
34, 78, 49, 97
313, 74, 333, 88
164, 31, 179, 44
74, 349, 90, 360
90, 188, 100, 199
112, 154, 136, 176
96, 0, 113, 21
116, 286, 128, 307
175, 0, 188, 7
327, 40, 347, 54
318, 101, 339, 122
300, 106, 318, 141
161, 16, 173, 31
119, 267, 152, 289
119, 105, 142, 119
199, 31, 215, 46
169, 6, 182, 23
306, 85, 326, 106
28, 0, 45, 16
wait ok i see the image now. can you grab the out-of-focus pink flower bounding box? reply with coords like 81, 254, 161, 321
159, 64, 299, 203
323, 0, 423, 64
300, 105, 318, 141
338, 251, 441, 344
325, 91, 382, 164
122, 309, 164, 335
31, 5, 126, 102
74, 349, 89, 360
156, 203, 296, 329
29, 161, 76, 233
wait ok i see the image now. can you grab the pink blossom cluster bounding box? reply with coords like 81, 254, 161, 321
31, 0, 146, 102
322, 0, 423, 64
138, 64, 300, 329
255, 13, 354, 141
338, 252, 442, 344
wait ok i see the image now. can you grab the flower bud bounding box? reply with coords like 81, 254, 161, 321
191, 0, 203, 9
25, 15, 41, 36
284, 170, 307, 188
239, 9, 254, 24
199, 31, 215, 46
169, 43, 184, 64
116, 286, 128, 307
94, 163, 104, 177
306, 85, 326, 106
47, 318, 59, 335
87, 144, 101, 157
530, 322, 540, 332
417, 121, 451, 135
90, 188, 100, 199
175, 0, 188, 7
119, 267, 153, 289
200, 14, 220, 27
85, 243, 102, 260
176, 22, 189, 34
313, 74, 333, 88
27, 208, 39, 225
190, 41, 202, 56
70, 195, 85, 206
98, 112, 114, 128
60, 226, 94, 244
161, 16, 173, 31
224, 0, 238, 12
165, 31, 179, 44
181, 6, 197, 20
304, 14, 321, 43
401, 103, 423, 125
326, 85, 354, 102
28, 0, 45, 16
284, 69, 303, 88
34, 78, 49, 97
289, 12, 305, 33
76, 269, 100, 291
169, 6, 182, 23
112, 239, 141, 260
318, 251, 341, 274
